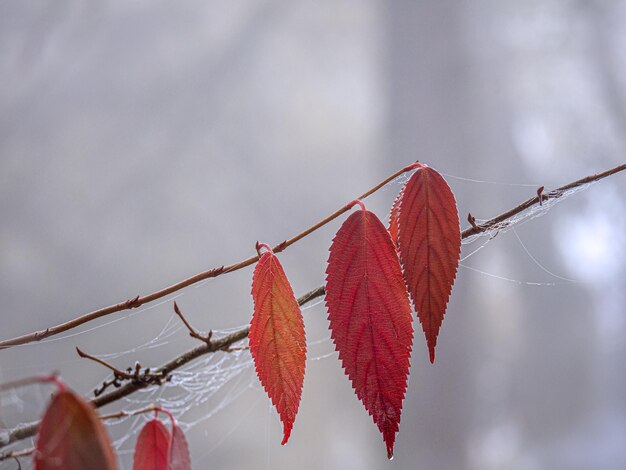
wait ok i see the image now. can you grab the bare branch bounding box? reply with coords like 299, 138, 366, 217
99, 404, 157, 421
0, 406, 162, 463
0, 374, 59, 393
76, 348, 134, 380
0, 162, 421, 349
0, 447, 33, 463
461, 163, 626, 238
173, 302, 212, 343
0, 286, 326, 449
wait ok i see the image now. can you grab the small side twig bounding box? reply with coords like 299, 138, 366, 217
0, 374, 59, 393
93, 375, 124, 398
0, 405, 167, 463
221, 345, 250, 352
467, 213, 482, 231
76, 348, 172, 397
99, 404, 157, 421
173, 302, 212, 343
536, 186, 545, 205
0, 447, 34, 464
76, 348, 134, 380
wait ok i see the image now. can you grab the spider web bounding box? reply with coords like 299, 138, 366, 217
100, 296, 332, 464
461, 182, 595, 245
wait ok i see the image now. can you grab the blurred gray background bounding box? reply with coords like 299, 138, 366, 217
1, 1, 625, 469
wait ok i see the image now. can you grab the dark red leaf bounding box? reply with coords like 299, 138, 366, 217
35, 389, 117, 470
133, 419, 171, 470
249, 248, 306, 445
397, 164, 461, 363
168, 424, 191, 470
325, 204, 414, 459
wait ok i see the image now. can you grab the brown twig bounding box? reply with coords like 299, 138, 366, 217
0, 406, 163, 463
76, 348, 174, 397
0, 447, 33, 463
0, 374, 59, 393
0, 162, 421, 350
173, 302, 212, 343
222, 345, 250, 352
76, 347, 173, 398
462, 163, 626, 238
1, 163, 625, 450
0, 286, 326, 449
76, 348, 134, 380
467, 213, 480, 230
92, 300, 252, 398
536, 186, 545, 205
99, 404, 157, 421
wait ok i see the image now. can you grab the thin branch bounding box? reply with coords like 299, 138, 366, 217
0, 286, 326, 449
0, 374, 59, 393
0, 162, 421, 350
77, 347, 174, 397
461, 163, 626, 238
99, 404, 157, 421
1, 163, 624, 450
173, 302, 212, 343
76, 348, 134, 380
296, 286, 326, 305
0, 406, 161, 463
222, 345, 250, 352
0, 447, 33, 463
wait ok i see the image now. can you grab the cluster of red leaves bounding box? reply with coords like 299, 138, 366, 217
27, 161, 458, 466
249, 162, 461, 458
133, 412, 190, 470
34, 382, 190, 469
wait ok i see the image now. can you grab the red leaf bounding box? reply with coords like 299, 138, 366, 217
249, 248, 306, 445
388, 185, 404, 246
397, 164, 461, 363
325, 204, 414, 459
133, 419, 171, 470
168, 424, 191, 470
35, 389, 117, 470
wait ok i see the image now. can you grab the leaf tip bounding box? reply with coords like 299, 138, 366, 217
428, 337, 437, 363
384, 433, 395, 460
281, 425, 292, 446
